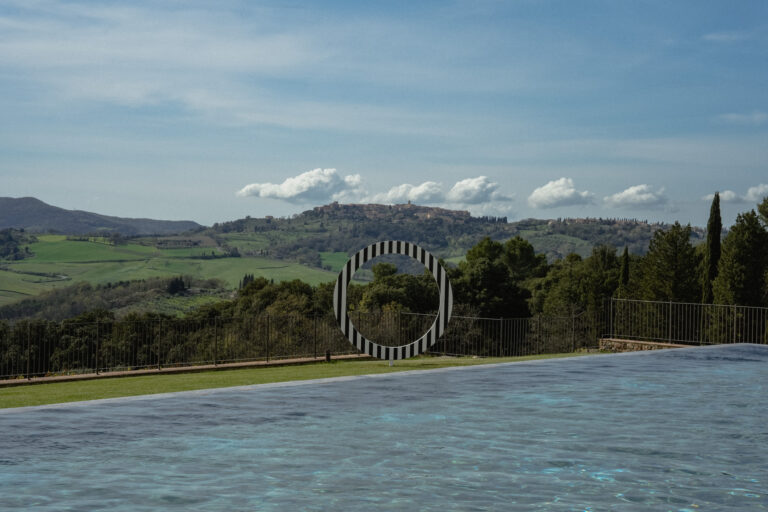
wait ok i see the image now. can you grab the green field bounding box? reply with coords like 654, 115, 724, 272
0, 236, 336, 307
516, 227, 594, 260
0, 353, 584, 408
319, 251, 349, 272
112, 293, 230, 318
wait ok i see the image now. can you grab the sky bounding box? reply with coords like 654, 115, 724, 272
1, 0, 767, 228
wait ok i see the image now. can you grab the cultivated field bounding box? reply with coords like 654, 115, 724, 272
0, 235, 335, 307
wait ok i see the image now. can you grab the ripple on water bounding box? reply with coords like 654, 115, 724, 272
1, 344, 767, 511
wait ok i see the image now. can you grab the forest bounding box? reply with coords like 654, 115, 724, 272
207, 192, 768, 321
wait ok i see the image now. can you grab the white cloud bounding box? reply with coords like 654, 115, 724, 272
368, 181, 444, 204
703, 31, 750, 43
745, 183, 768, 202
528, 178, 593, 208
604, 184, 667, 208
237, 168, 363, 203
239, 173, 517, 208
717, 111, 768, 126
446, 176, 510, 204
366, 176, 513, 206
702, 190, 744, 203
701, 185, 768, 204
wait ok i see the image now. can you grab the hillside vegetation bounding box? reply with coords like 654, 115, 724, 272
208, 202, 704, 266
0, 229, 36, 261
0, 200, 709, 313
0, 276, 229, 322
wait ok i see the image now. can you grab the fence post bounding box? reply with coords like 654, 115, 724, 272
26, 322, 31, 380
668, 301, 672, 343
609, 299, 613, 339
96, 320, 100, 375
571, 314, 575, 353
214, 317, 218, 366
313, 315, 318, 359
733, 305, 737, 344
266, 315, 270, 363
157, 319, 161, 370
536, 316, 541, 355
499, 317, 503, 357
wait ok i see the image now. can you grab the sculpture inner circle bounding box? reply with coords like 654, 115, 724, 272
333, 241, 453, 361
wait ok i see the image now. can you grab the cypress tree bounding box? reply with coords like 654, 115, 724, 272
701, 192, 722, 303
619, 246, 630, 290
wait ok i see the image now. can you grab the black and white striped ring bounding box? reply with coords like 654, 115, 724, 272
333, 241, 453, 360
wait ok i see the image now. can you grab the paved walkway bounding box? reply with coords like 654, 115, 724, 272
0, 353, 372, 388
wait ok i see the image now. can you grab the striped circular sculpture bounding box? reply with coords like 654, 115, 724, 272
333, 241, 453, 361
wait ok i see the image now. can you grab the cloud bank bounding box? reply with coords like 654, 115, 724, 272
236, 168, 362, 203
528, 178, 593, 208
368, 181, 444, 204
239, 172, 516, 215
745, 183, 768, 202
604, 184, 667, 208
446, 176, 510, 204
368, 176, 510, 205
702, 184, 768, 203
702, 190, 741, 203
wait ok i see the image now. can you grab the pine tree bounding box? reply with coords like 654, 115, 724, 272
450, 237, 531, 317
758, 196, 768, 228
701, 192, 722, 303
639, 222, 700, 302
166, 276, 186, 295
713, 210, 768, 306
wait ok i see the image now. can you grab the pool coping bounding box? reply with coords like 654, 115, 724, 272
2, 343, 763, 414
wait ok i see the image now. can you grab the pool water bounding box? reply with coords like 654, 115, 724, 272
1, 345, 766, 511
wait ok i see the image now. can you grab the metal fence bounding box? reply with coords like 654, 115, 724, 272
351, 311, 600, 357
609, 298, 768, 345
0, 310, 602, 380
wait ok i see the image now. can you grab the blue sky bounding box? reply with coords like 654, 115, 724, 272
1, 0, 766, 227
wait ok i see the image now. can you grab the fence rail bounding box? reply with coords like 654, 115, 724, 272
609, 298, 768, 345
0, 311, 601, 380
4, 298, 765, 380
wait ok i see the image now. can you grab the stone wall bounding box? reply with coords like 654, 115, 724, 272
599, 338, 690, 352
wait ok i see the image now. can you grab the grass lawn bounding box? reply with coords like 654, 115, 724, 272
0, 353, 585, 409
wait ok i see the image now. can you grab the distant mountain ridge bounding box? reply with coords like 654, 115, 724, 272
0, 197, 202, 236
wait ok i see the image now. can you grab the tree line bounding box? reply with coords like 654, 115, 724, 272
3, 195, 767, 326
444, 194, 768, 320
0, 228, 35, 261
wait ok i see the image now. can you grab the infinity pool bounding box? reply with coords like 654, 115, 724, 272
1, 345, 766, 511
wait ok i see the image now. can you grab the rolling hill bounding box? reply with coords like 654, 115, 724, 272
209, 202, 705, 265
0, 197, 202, 235
0, 199, 707, 312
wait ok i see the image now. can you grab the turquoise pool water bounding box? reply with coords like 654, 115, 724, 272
1, 345, 766, 511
